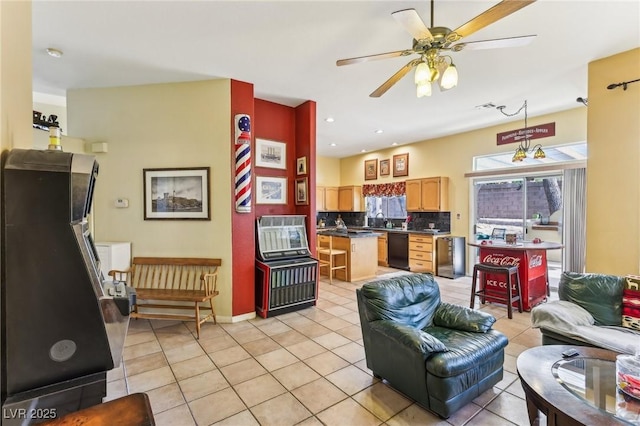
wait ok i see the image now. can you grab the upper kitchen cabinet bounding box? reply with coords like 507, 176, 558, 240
338, 185, 364, 211
406, 177, 449, 211
316, 186, 339, 211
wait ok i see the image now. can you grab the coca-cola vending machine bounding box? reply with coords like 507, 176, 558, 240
478, 246, 548, 311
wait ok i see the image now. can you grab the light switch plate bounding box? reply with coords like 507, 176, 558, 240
115, 198, 129, 208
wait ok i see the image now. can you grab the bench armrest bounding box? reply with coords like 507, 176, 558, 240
201, 270, 219, 295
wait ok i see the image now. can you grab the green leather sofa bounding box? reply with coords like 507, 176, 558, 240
356, 273, 509, 418
531, 271, 638, 353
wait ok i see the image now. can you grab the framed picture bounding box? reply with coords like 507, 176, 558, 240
256, 176, 287, 204
256, 138, 286, 169
364, 159, 377, 180
379, 159, 390, 176
296, 156, 307, 175
143, 167, 210, 220
393, 153, 409, 177
295, 177, 308, 205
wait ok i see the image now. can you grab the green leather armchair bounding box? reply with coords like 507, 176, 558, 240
356, 273, 508, 418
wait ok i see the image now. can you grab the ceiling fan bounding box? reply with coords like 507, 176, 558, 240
337, 0, 537, 98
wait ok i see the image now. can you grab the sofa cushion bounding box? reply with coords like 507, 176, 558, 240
360, 273, 440, 329
434, 302, 496, 333
559, 272, 624, 326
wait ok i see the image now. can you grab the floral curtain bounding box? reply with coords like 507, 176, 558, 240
362, 182, 406, 197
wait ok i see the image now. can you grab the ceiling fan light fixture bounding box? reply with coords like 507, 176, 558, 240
416, 81, 432, 98
428, 66, 439, 83
414, 62, 430, 84
440, 63, 458, 89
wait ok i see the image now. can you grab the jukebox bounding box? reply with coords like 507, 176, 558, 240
255, 215, 318, 318
1, 149, 134, 424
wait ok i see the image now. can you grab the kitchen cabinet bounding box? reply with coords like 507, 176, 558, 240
338, 185, 363, 211
377, 231, 388, 266
408, 234, 434, 273
405, 177, 449, 211
316, 186, 339, 211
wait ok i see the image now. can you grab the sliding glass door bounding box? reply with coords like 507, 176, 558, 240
473, 173, 564, 265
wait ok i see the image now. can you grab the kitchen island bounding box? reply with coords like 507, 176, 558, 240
317, 230, 380, 282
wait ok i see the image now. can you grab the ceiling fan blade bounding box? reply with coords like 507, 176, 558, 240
392, 9, 433, 44
451, 34, 536, 51
450, 0, 536, 41
337, 49, 414, 66
370, 59, 420, 98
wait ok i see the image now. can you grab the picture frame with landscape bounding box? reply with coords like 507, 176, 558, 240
143, 167, 210, 220
256, 176, 287, 204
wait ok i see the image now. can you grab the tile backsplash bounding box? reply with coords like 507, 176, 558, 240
315, 211, 450, 232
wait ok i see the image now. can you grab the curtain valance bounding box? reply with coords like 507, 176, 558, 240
362, 182, 406, 197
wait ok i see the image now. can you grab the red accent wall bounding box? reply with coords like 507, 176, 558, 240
254, 99, 297, 217
230, 90, 316, 318
230, 80, 256, 316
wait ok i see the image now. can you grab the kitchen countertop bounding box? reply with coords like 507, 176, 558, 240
317, 229, 383, 238
317, 226, 450, 236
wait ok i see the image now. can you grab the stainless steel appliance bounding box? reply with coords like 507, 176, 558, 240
388, 232, 409, 270
436, 236, 466, 278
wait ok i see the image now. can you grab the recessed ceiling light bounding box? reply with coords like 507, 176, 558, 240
46, 48, 63, 58
325, 117, 334, 123
330, 143, 336, 147
392, 142, 398, 146
361, 149, 367, 153
374, 129, 383, 134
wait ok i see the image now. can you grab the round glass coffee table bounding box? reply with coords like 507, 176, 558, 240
517, 345, 639, 425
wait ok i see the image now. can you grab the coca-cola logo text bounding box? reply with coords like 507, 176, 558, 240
482, 254, 520, 267
529, 254, 543, 268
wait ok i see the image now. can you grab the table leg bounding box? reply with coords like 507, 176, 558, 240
526, 396, 539, 426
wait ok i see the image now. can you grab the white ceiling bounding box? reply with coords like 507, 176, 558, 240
32, 1, 640, 158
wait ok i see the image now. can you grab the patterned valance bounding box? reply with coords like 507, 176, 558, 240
362, 182, 406, 197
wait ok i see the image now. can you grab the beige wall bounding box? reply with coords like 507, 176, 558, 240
586, 48, 640, 274
67, 80, 235, 319
316, 156, 341, 186
339, 108, 587, 239
1, 1, 32, 152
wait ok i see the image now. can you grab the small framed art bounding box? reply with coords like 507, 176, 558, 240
364, 159, 377, 180
296, 156, 307, 175
379, 159, 390, 176
393, 153, 409, 177
295, 177, 308, 205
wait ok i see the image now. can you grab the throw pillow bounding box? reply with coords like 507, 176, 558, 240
622, 275, 640, 331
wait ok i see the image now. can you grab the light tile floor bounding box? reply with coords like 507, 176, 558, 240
106, 268, 558, 425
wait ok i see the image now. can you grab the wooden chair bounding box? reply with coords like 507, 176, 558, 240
317, 234, 347, 284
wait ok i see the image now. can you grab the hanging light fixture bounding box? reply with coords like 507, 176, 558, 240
414, 50, 458, 98
497, 100, 546, 162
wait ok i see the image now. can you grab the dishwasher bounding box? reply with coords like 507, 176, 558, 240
388, 232, 409, 270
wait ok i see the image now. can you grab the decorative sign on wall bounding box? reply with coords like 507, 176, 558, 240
235, 114, 252, 213
496, 122, 556, 146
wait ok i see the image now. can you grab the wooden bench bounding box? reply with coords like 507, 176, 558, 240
109, 257, 221, 339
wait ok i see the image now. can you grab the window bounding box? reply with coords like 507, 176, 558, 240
365, 196, 407, 219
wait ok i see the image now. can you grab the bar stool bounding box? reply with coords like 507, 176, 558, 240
317, 234, 347, 284
470, 263, 523, 319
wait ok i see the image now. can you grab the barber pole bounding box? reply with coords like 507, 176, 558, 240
234, 114, 251, 213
